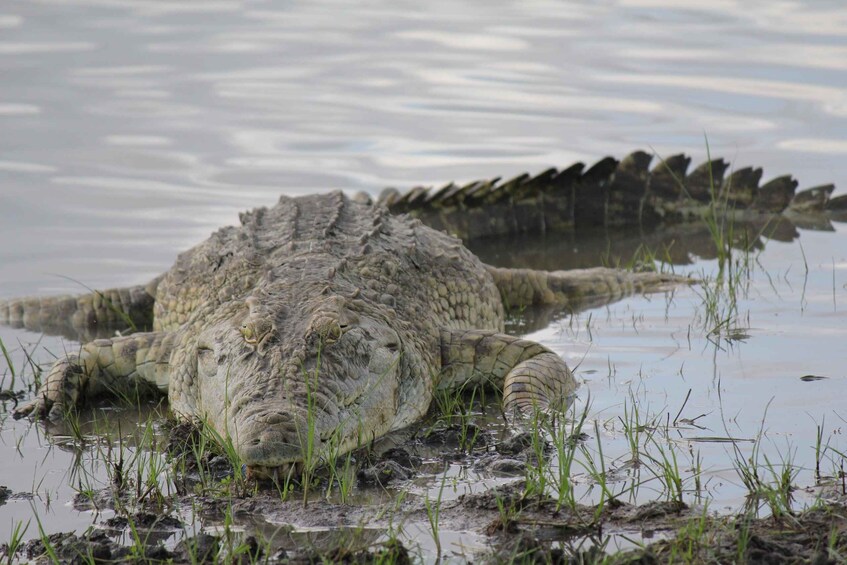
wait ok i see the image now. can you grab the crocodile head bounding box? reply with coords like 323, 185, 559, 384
185, 290, 415, 480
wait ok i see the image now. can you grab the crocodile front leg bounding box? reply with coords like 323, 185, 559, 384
439, 329, 577, 414
0, 278, 160, 341
13, 331, 176, 421
486, 265, 691, 311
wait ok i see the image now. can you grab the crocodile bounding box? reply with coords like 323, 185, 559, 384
1, 151, 838, 478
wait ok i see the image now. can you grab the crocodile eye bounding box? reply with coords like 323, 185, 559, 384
323, 321, 343, 345
240, 323, 257, 344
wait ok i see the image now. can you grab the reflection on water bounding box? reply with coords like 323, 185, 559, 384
1, 0, 846, 561
469, 217, 818, 272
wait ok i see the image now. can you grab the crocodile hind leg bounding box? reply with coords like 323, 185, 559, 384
438, 329, 577, 414
0, 277, 160, 341
486, 265, 691, 312
12, 331, 175, 421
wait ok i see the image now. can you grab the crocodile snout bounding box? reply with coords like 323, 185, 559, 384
235, 410, 319, 469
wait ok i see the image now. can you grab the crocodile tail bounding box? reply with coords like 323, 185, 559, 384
379, 150, 840, 240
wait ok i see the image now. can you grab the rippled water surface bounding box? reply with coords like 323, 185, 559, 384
1, 0, 846, 561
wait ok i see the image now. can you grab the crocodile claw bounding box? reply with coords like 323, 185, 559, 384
12, 397, 41, 420
12, 394, 59, 421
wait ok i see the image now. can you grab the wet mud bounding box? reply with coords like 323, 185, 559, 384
3, 417, 846, 564
6, 478, 846, 563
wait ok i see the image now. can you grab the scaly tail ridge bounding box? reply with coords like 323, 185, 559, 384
379, 150, 840, 240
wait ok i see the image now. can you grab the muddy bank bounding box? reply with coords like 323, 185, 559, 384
472, 482, 847, 564
3, 419, 846, 564
4, 477, 846, 563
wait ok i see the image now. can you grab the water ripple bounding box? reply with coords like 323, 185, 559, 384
394, 30, 529, 52
778, 138, 847, 155
0, 103, 40, 115
0, 41, 95, 54
0, 14, 22, 28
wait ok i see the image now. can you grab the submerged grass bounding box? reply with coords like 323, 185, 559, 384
0, 335, 45, 398
0, 336, 15, 390
423, 471, 447, 559
1, 519, 29, 565
196, 417, 250, 496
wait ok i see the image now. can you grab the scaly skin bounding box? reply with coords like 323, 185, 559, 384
27, 332, 175, 415
11, 152, 827, 476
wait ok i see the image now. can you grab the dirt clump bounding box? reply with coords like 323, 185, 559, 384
463, 482, 847, 564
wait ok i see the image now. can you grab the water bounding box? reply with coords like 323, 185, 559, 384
1, 0, 846, 561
